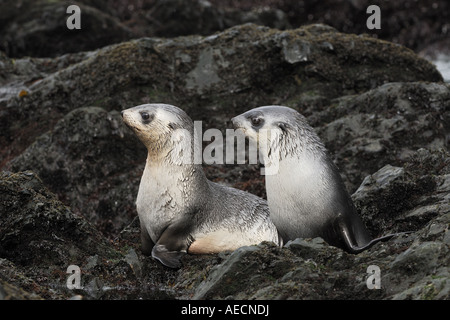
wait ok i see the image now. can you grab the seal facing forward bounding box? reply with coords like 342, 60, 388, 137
122, 103, 280, 268
232, 105, 407, 253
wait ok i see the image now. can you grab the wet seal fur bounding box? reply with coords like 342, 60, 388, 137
121, 103, 281, 268
232, 105, 409, 253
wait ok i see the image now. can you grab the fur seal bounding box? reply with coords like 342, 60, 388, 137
231, 105, 407, 253
121, 103, 281, 268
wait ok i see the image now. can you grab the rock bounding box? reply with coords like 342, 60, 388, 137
0, 171, 110, 265
209, 0, 450, 54
173, 148, 449, 300
144, 0, 227, 38
0, 171, 175, 299
385, 242, 449, 299
0, 258, 44, 300
227, 6, 291, 32
284, 237, 329, 259
0, 279, 42, 300
0, 0, 293, 59
311, 82, 450, 192
0, 20, 449, 300
9, 107, 146, 234
352, 149, 449, 236
0, 0, 133, 58
0, 23, 441, 167
192, 243, 297, 300
2, 0, 449, 62
0, 171, 108, 298
0, 50, 92, 104
2, 25, 444, 236
125, 248, 143, 279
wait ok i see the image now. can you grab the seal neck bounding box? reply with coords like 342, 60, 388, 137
144, 152, 209, 189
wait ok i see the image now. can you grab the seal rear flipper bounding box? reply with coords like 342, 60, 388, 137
342, 232, 412, 254
331, 212, 366, 253
335, 213, 412, 253
354, 231, 413, 252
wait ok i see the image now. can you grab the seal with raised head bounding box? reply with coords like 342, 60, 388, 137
232, 105, 406, 253
121, 103, 281, 268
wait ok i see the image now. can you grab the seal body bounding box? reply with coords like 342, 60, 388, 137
232, 105, 403, 253
122, 104, 280, 268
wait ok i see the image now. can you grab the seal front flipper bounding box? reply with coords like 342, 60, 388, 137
151, 244, 186, 269
140, 219, 154, 256
152, 221, 193, 269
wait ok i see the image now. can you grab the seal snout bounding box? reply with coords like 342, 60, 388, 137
230, 116, 241, 129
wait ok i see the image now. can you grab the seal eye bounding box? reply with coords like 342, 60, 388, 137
251, 117, 263, 127
140, 112, 153, 124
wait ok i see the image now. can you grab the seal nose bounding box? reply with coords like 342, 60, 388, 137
121, 110, 124, 117
230, 116, 239, 129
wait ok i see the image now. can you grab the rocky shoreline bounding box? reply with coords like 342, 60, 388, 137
0, 1, 449, 300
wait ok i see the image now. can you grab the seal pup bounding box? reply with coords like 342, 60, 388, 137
121, 103, 281, 268
231, 105, 407, 253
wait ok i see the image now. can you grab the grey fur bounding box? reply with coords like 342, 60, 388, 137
232, 105, 407, 253
122, 104, 280, 268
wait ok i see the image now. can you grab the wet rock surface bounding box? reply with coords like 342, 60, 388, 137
1, 147, 448, 300
9, 107, 146, 235
2, 0, 449, 59
0, 23, 442, 166
0, 1, 449, 300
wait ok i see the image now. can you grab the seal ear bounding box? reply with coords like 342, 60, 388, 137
277, 122, 290, 133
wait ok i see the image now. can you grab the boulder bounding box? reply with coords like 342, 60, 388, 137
0, 171, 175, 299
0, 0, 133, 58
8, 106, 146, 234
0, 23, 448, 300
1, 23, 442, 165
311, 82, 450, 192
171, 149, 449, 300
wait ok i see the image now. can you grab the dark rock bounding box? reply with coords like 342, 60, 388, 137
192, 243, 297, 299
173, 149, 449, 300
310, 82, 450, 192
0, 24, 442, 166
210, 0, 450, 54
2, 0, 449, 64
9, 107, 146, 235
0, 0, 292, 59
384, 241, 449, 299
0, 21, 448, 300
0, 171, 110, 298
144, 0, 227, 38
0, 171, 177, 299
0, 50, 92, 104
0, 171, 109, 265
353, 149, 450, 237
0, 0, 133, 58
0, 258, 44, 300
